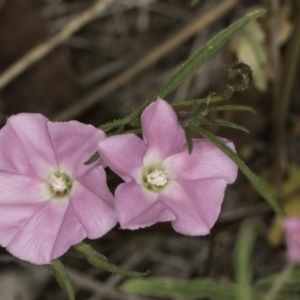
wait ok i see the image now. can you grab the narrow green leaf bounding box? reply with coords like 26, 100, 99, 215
149, 9, 266, 102
121, 277, 236, 300
84, 151, 99, 165
172, 94, 224, 108
194, 127, 286, 217
73, 242, 149, 278
204, 118, 249, 133
184, 126, 193, 154
234, 219, 256, 300
100, 9, 266, 133
45, 259, 75, 300
208, 105, 256, 113
121, 277, 267, 300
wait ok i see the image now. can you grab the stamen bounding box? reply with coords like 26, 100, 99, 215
146, 169, 168, 186
49, 174, 67, 195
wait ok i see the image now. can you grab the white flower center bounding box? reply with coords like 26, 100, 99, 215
146, 169, 168, 186
49, 174, 67, 196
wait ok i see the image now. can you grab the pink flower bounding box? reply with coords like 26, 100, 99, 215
98, 99, 238, 236
0, 114, 117, 265
283, 218, 300, 263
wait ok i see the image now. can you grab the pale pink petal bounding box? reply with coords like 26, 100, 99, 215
98, 134, 147, 181
142, 99, 185, 162
7, 199, 70, 265
0, 120, 36, 176
283, 218, 300, 262
50, 203, 87, 259
165, 138, 238, 183
0, 202, 47, 247
115, 182, 174, 230
160, 179, 228, 236
71, 178, 117, 239
76, 166, 115, 207
48, 121, 106, 177
0, 171, 49, 204
7, 114, 58, 178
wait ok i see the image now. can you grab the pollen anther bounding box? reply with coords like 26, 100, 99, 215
146, 169, 168, 186
49, 174, 67, 194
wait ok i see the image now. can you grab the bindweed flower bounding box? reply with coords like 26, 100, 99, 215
283, 218, 300, 263
0, 114, 117, 265
98, 99, 238, 236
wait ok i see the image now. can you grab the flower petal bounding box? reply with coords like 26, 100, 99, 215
160, 179, 228, 236
165, 138, 238, 183
7, 114, 58, 178
48, 121, 106, 177
142, 99, 185, 162
6, 199, 70, 265
283, 218, 300, 262
0, 202, 47, 247
0, 118, 37, 176
98, 134, 147, 181
71, 168, 117, 239
0, 171, 49, 204
50, 203, 87, 260
115, 182, 174, 230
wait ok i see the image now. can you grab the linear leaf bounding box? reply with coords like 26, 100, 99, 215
184, 126, 193, 154
234, 219, 256, 300
45, 259, 75, 300
100, 9, 266, 133
204, 118, 249, 133
73, 242, 149, 277
120, 277, 270, 300
194, 127, 286, 217
149, 8, 266, 102
208, 105, 256, 113
84, 151, 100, 165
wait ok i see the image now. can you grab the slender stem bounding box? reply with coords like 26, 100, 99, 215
100, 101, 149, 132
100, 94, 226, 133
263, 263, 295, 300
0, 0, 114, 90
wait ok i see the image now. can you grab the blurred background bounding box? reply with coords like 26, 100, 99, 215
0, 0, 299, 299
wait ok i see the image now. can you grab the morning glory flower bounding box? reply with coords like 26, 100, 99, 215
283, 218, 300, 263
98, 99, 238, 236
0, 114, 117, 265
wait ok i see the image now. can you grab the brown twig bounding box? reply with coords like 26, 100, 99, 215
270, 0, 284, 193
52, 0, 237, 121
0, 0, 5, 11
0, 0, 115, 90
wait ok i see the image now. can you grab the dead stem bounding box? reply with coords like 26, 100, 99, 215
0, 0, 115, 90
52, 0, 237, 121
270, 0, 284, 194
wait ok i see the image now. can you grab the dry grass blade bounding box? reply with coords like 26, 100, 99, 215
0, 0, 115, 90
53, 0, 237, 121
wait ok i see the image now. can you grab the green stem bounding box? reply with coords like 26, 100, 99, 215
100, 94, 226, 133
100, 101, 150, 132
263, 263, 295, 300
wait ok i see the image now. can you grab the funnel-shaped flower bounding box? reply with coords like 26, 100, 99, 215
98, 99, 238, 236
283, 218, 300, 263
0, 114, 117, 265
